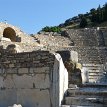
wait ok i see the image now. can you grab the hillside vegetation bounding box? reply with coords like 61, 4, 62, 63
40, 3, 107, 33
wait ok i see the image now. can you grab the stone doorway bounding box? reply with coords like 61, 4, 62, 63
3, 27, 16, 42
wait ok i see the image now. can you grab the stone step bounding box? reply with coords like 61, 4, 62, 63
88, 72, 105, 80
69, 84, 107, 88
67, 88, 107, 96
61, 105, 70, 107
88, 71, 105, 73
88, 68, 103, 71
89, 77, 104, 79
61, 105, 106, 107
83, 64, 103, 67
65, 96, 107, 106
88, 74, 104, 76
88, 76, 104, 80
82, 64, 106, 83
88, 75, 107, 83
88, 74, 105, 77
79, 84, 107, 88
88, 61, 102, 63
89, 79, 107, 84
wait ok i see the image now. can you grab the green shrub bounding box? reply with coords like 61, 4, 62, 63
42, 26, 61, 33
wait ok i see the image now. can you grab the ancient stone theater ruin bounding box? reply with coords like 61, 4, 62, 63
0, 22, 107, 107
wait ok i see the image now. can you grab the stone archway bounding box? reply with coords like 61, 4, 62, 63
3, 27, 16, 42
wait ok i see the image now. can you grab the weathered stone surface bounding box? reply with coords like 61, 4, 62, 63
1, 73, 50, 89
70, 51, 78, 63
29, 67, 49, 74
64, 60, 82, 85
53, 53, 68, 107
81, 67, 89, 84
9, 64, 14, 68
17, 89, 51, 107
76, 63, 82, 70
64, 60, 75, 72
3, 75, 16, 88
0, 76, 4, 88
70, 69, 82, 85
1, 37, 11, 42
6, 44, 22, 53
0, 52, 68, 107
0, 89, 17, 107
18, 68, 28, 74
0, 69, 14, 75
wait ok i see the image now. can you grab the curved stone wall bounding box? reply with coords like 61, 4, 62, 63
0, 22, 34, 43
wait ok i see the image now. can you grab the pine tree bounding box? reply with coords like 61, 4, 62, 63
104, 3, 107, 21
97, 5, 102, 23
90, 8, 97, 22
80, 17, 88, 28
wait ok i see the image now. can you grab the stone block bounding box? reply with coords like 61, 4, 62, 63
29, 67, 50, 74
3, 73, 50, 89
81, 67, 89, 84
1, 37, 11, 42
6, 68, 18, 74
3, 75, 16, 88
12, 75, 34, 88
76, 63, 82, 70
3, 61, 10, 64
33, 74, 50, 88
17, 89, 50, 107
0, 89, 17, 106
9, 64, 14, 68
6, 44, 22, 53
70, 51, 78, 63
18, 68, 28, 74
0, 69, 3, 74
0, 76, 4, 87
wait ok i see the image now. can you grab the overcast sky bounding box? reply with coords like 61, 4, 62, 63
0, 0, 106, 34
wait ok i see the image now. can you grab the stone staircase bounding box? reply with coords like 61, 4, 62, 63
61, 62, 107, 107
82, 64, 107, 84
64, 46, 107, 64
59, 28, 107, 107
61, 84, 107, 107
67, 29, 98, 47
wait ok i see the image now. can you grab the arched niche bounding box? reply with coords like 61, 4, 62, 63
3, 27, 16, 42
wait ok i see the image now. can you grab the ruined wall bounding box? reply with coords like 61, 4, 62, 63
0, 22, 34, 43
0, 51, 68, 107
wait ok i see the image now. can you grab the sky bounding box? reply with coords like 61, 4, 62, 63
0, 0, 106, 34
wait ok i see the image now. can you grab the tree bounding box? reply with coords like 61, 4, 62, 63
42, 26, 50, 32
80, 17, 88, 28
97, 5, 102, 23
103, 3, 107, 21
90, 8, 97, 22
78, 14, 84, 19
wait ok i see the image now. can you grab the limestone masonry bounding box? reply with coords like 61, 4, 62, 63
0, 23, 107, 107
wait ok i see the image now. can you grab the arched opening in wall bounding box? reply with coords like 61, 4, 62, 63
3, 27, 16, 42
